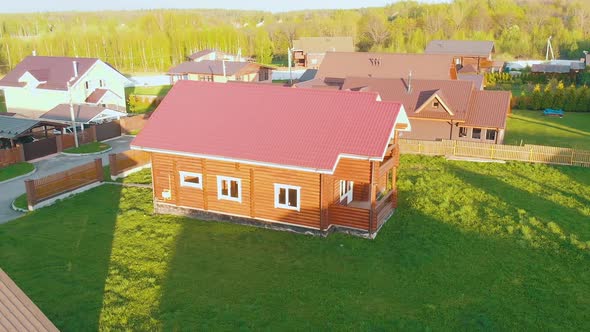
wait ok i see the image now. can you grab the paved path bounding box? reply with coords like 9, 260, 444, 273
0, 136, 133, 224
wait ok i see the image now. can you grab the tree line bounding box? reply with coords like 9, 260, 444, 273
1, 0, 590, 73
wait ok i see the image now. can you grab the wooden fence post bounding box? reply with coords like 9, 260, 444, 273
16, 144, 25, 162
529, 148, 533, 162
94, 158, 104, 182
571, 150, 575, 166
56, 135, 63, 153
108, 153, 117, 177
24, 179, 36, 211
89, 126, 97, 142
453, 140, 457, 156
418, 143, 422, 154
490, 145, 495, 159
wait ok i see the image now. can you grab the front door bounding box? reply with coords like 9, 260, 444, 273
339, 180, 354, 204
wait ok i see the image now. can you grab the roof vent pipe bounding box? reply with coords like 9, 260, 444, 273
73, 61, 79, 78
407, 70, 412, 93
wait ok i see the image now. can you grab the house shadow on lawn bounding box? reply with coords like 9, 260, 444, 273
0, 184, 123, 331
154, 197, 589, 330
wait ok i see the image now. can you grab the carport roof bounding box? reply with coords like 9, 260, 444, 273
0, 114, 65, 139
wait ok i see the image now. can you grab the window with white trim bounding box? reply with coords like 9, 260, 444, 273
217, 176, 241, 202
339, 180, 354, 204
472, 128, 482, 139
179, 171, 202, 189
486, 129, 497, 141
274, 184, 301, 211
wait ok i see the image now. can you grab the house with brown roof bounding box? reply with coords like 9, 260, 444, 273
0, 268, 59, 331
187, 49, 251, 62
425, 40, 495, 72
292, 37, 355, 68
342, 77, 511, 144
0, 55, 131, 118
131, 81, 411, 238
294, 52, 460, 89
167, 60, 273, 84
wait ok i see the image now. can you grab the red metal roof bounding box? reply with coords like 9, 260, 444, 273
85, 88, 109, 103
0, 56, 99, 91
465, 90, 512, 128
132, 81, 404, 173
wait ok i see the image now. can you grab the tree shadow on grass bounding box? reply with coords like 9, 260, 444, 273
510, 115, 590, 137
0, 184, 122, 331
155, 201, 589, 330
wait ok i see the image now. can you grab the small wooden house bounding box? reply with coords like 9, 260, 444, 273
167, 60, 273, 84
425, 40, 495, 72
131, 81, 411, 238
292, 37, 355, 68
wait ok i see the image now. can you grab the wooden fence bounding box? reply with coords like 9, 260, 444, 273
109, 150, 151, 178
399, 139, 590, 167
24, 158, 104, 210
0, 145, 24, 168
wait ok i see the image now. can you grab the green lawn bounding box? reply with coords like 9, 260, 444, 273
0, 156, 588, 330
63, 142, 110, 154
505, 110, 590, 149
125, 85, 172, 97
0, 162, 34, 182
13, 193, 27, 210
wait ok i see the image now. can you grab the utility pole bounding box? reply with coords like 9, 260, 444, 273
67, 80, 79, 148
288, 47, 292, 86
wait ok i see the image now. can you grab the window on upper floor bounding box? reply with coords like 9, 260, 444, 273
99, 79, 106, 88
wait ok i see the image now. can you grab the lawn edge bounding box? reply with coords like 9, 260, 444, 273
0, 166, 36, 185
61, 146, 113, 156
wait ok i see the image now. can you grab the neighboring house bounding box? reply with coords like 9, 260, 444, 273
531, 60, 586, 74
0, 268, 59, 331
294, 52, 459, 88
187, 49, 251, 62
342, 77, 511, 144
40, 103, 127, 126
167, 60, 273, 84
425, 40, 495, 72
0, 114, 66, 148
0, 55, 131, 118
292, 36, 355, 68
131, 81, 411, 238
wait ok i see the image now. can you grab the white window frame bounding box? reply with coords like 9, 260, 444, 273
485, 129, 497, 141
217, 176, 242, 203
179, 171, 202, 189
274, 184, 301, 211
339, 180, 354, 204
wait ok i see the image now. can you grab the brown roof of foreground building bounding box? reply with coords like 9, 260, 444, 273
168, 60, 271, 76
341, 76, 510, 129
313, 52, 457, 81
0, 56, 107, 91
293, 37, 355, 53
425, 40, 495, 57
0, 268, 59, 331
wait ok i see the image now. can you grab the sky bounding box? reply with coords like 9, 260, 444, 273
1, 0, 447, 13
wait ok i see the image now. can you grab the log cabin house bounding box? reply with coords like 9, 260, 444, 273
131, 81, 411, 238
167, 60, 273, 84
292, 36, 355, 68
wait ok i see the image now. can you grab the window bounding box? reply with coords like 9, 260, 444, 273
235, 75, 244, 81
198, 75, 213, 82
99, 79, 106, 88
459, 127, 468, 137
339, 180, 354, 204
217, 176, 241, 202
179, 171, 202, 189
274, 184, 301, 211
84, 81, 90, 89
433, 101, 440, 108
486, 129, 497, 141
472, 128, 482, 139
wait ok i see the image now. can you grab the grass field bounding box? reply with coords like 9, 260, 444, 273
125, 85, 172, 97
0, 93, 6, 113
0, 155, 588, 330
0, 162, 34, 182
505, 110, 590, 149
63, 142, 110, 154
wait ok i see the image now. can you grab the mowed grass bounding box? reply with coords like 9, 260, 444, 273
63, 142, 110, 154
125, 85, 172, 97
0, 162, 34, 182
505, 110, 590, 149
0, 156, 588, 330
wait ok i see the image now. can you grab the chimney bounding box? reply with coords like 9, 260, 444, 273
32, 50, 37, 56
407, 70, 413, 93
72, 61, 79, 78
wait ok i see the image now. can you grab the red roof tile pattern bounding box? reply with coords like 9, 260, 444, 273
0, 56, 99, 91
132, 81, 404, 173
341, 77, 510, 128
0, 268, 59, 331
314, 52, 457, 81
425, 40, 495, 57
466, 90, 512, 128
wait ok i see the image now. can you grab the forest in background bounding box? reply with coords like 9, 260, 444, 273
1, 0, 590, 73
